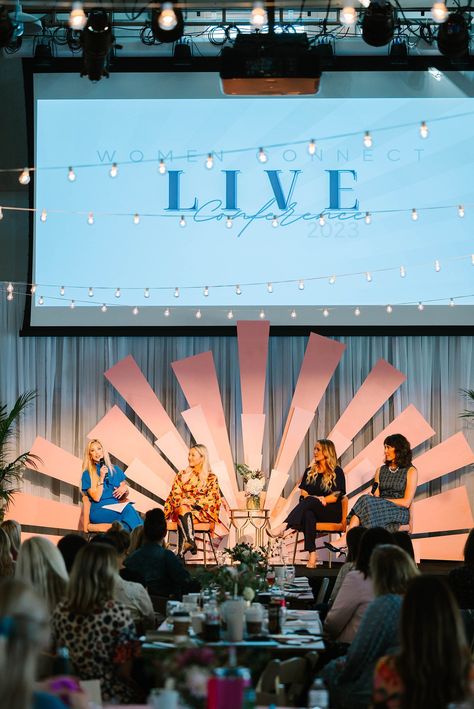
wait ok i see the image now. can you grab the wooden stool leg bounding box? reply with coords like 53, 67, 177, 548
292, 532, 299, 565
203, 533, 207, 567
209, 532, 219, 565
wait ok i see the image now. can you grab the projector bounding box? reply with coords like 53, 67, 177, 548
220, 34, 322, 95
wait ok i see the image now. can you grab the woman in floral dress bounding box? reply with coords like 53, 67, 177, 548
164, 444, 221, 557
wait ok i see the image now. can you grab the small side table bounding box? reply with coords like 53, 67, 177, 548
229, 508, 270, 548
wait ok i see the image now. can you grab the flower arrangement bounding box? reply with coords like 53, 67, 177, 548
161, 648, 217, 709
236, 463, 265, 510
199, 542, 269, 602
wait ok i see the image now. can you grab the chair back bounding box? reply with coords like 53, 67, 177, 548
315, 495, 348, 533
315, 576, 330, 604
81, 494, 112, 534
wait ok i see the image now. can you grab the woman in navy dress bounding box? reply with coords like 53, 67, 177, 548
81, 439, 143, 532
269, 439, 346, 568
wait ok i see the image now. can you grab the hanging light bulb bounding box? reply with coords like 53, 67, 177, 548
449, 297, 455, 307
60, 285, 65, 296
323, 308, 329, 318
290, 309, 297, 319
363, 131, 373, 148
340, 5, 357, 24
109, 162, 118, 178
257, 147, 268, 163
87, 212, 94, 225
417, 301, 424, 311
174, 287, 180, 298
30, 284, 36, 294
419, 121, 429, 138
227, 310, 234, 319
40, 208, 47, 223
115, 287, 121, 298
250, 0, 267, 28
179, 215, 186, 228
19, 168, 30, 185
70, 300, 75, 309
101, 303, 107, 312
298, 279, 305, 290
308, 139, 316, 155
431, 1, 448, 22
259, 309, 266, 319
205, 153, 214, 170
158, 159, 167, 175
164, 307, 170, 317
0, 206, 3, 220
235, 284, 242, 295
195, 309, 202, 319
68, 167, 76, 182
38, 295, 44, 305
386, 304, 393, 314
226, 216, 233, 229
69, 1, 87, 28
88, 287, 94, 297
158, 2, 178, 30
319, 213, 326, 226
272, 215, 279, 228
354, 306, 361, 317
434, 259, 441, 272
6, 282, 13, 293
133, 213, 140, 225
364, 211, 371, 225
366, 271, 372, 283
267, 282, 273, 293
144, 288, 150, 298
203, 286, 209, 297
7, 291, 13, 302
411, 208, 418, 221
329, 275, 336, 285
400, 265, 406, 278
133, 306, 139, 315
458, 205, 465, 218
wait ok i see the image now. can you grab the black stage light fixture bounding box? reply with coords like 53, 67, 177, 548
362, 0, 395, 47
81, 8, 113, 81
151, 4, 184, 44
389, 37, 408, 65
0, 6, 14, 47
437, 12, 469, 58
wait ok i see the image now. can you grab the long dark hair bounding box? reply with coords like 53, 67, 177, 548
397, 576, 471, 709
384, 434, 412, 468
355, 527, 394, 578
463, 527, 474, 565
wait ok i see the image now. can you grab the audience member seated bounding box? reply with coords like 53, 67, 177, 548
448, 528, 474, 609
16, 537, 69, 612
128, 525, 144, 555
0, 578, 87, 709
1, 519, 22, 561
0, 527, 14, 579
51, 543, 143, 704
327, 526, 366, 608
322, 544, 418, 709
324, 527, 393, 644
57, 534, 87, 574
124, 508, 196, 600
91, 523, 155, 630
373, 575, 474, 709
392, 531, 415, 560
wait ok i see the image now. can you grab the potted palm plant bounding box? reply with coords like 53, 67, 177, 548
461, 390, 474, 422
0, 391, 38, 522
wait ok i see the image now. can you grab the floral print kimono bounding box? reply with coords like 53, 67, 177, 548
164, 470, 221, 531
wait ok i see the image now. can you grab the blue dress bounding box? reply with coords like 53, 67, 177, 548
81, 464, 143, 532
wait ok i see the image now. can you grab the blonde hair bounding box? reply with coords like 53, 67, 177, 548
0, 528, 14, 578
308, 439, 338, 492
370, 544, 419, 596
82, 439, 114, 490
15, 537, 68, 612
67, 543, 117, 614
190, 443, 211, 477
1, 520, 21, 561
128, 525, 144, 555
0, 579, 49, 709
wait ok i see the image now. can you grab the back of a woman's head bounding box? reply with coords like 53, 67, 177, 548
346, 526, 366, 563
356, 527, 394, 577
129, 524, 144, 554
0, 528, 14, 578
57, 534, 87, 573
16, 537, 68, 612
370, 544, 419, 596
144, 509, 166, 542
67, 542, 118, 614
0, 579, 49, 709
392, 531, 415, 560
102, 522, 130, 556
398, 575, 470, 709
1, 520, 21, 561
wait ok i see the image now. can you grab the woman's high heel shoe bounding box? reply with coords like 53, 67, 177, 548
324, 541, 347, 556
267, 524, 288, 539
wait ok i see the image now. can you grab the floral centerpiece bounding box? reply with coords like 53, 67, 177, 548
199, 542, 269, 602
160, 648, 217, 709
236, 463, 265, 510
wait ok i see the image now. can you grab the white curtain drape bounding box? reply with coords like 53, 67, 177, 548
1, 297, 473, 510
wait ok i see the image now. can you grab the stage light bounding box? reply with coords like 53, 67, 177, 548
431, 1, 448, 23
449, 298, 455, 307
205, 153, 214, 169
88, 287, 94, 297
60, 286, 65, 296
389, 38, 408, 66
319, 213, 326, 226
151, 4, 184, 43
417, 301, 424, 311
365, 211, 372, 224
68, 166, 76, 182
227, 310, 234, 319
159, 159, 166, 175
133, 213, 140, 225
235, 284, 242, 295
19, 168, 30, 185
250, 1, 267, 28
133, 306, 139, 315
411, 208, 418, 221
258, 147, 268, 163
69, 1, 87, 30
458, 205, 465, 217
308, 139, 316, 155
363, 131, 373, 148
329, 275, 336, 284
38, 295, 44, 305
354, 306, 361, 316
386, 304, 393, 313
298, 280, 305, 291
226, 216, 233, 228
259, 309, 266, 319
101, 303, 107, 312
70, 300, 75, 309
81, 9, 113, 82
290, 309, 297, 319
174, 287, 180, 298
323, 308, 329, 318
267, 282, 273, 293
179, 216, 186, 227
144, 288, 150, 298
115, 287, 121, 298
271, 215, 279, 228
40, 208, 47, 222
437, 12, 469, 58
164, 307, 170, 317
7, 291, 13, 302
195, 309, 202, 319
109, 162, 118, 177
30, 284, 36, 294
203, 286, 209, 297
419, 121, 429, 138
361, 1, 394, 47
340, 6, 358, 25
6, 282, 13, 294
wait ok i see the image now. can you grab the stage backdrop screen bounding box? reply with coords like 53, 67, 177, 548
30, 72, 474, 328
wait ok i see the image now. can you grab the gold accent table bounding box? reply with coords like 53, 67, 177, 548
229, 508, 271, 548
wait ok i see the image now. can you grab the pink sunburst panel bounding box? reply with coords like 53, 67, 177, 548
413, 534, 468, 562
27, 436, 82, 487
172, 351, 238, 499
128, 490, 158, 514
181, 405, 221, 464
88, 405, 175, 499
414, 432, 474, 486
241, 413, 266, 471
237, 321, 269, 414
5, 493, 82, 530
412, 486, 473, 534
329, 359, 407, 457
275, 406, 315, 477
124, 458, 167, 500
154, 429, 189, 472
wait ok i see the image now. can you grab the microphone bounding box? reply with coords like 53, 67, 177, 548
99, 458, 107, 477
371, 481, 379, 495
